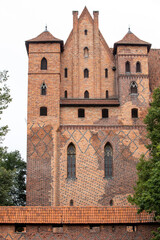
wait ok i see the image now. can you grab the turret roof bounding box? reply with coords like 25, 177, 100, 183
113, 30, 151, 54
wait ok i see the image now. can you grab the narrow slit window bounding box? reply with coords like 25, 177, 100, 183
40, 106, 47, 116
64, 90, 68, 98
67, 143, 76, 179
126, 61, 130, 73
104, 143, 113, 178
64, 68, 68, 78
41, 57, 47, 70
84, 68, 89, 78
102, 109, 108, 118
78, 109, 85, 118
105, 68, 108, 78
136, 61, 141, 73
84, 29, 88, 35
41, 82, 47, 95
70, 199, 74, 206
106, 90, 109, 99
84, 90, 89, 98
132, 108, 138, 118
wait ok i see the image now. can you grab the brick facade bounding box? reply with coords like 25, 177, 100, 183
25, 7, 159, 207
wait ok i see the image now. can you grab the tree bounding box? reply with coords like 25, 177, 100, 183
0, 70, 26, 206
128, 87, 160, 240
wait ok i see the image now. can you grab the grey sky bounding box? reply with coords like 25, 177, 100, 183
0, 0, 160, 161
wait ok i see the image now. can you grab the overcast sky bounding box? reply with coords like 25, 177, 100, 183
0, 0, 160, 161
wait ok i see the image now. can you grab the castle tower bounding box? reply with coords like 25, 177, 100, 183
25, 29, 63, 206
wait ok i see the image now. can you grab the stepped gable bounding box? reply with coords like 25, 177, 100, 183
25, 29, 64, 53
113, 29, 151, 54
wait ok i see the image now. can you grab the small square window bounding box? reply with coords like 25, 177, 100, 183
78, 109, 85, 118
102, 109, 108, 118
15, 224, 26, 233
126, 226, 137, 232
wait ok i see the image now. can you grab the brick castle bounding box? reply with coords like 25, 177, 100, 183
0, 7, 159, 240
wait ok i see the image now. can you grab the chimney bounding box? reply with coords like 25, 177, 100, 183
93, 11, 99, 29
72, 11, 78, 31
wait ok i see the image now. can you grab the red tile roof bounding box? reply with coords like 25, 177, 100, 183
0, 207, 155, 224
113, 31, 151, 54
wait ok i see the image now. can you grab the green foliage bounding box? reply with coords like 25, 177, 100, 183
0, 71, 26, 206
128, 87, 160, 239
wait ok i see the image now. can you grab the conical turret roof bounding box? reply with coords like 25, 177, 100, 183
25, 29, 63, 53
113, 29, 151, 54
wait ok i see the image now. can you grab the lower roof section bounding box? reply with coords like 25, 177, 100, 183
0, 207, 155, 224
60, 99, 120, 107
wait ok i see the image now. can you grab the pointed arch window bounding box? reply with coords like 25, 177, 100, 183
67, 143, 76, 179
41, 82, 47, 95
104, 143, 113, 178
136, 61, 141, 73
84, 47, 89, 58
41, 57, 47, 70
84, 90, 89, 98
64, 90, 68, 98
84, 68, 89, 78
125, 61, 130, 73
130, 81, 138, 94
40, 106, 47, 116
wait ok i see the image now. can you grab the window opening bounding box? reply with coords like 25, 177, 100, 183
78, 109, 85, 118
132, 108, 138, 118
70, 199, 74, 206
41, 57, 47, 70
104, 143, 113, 178
125, 61, 130, 73
40, 106, 47, 116
84, 47, 89, 58
102, 109, 108, 118
15, 224, 26, 233
64, 68, 68, 78
41, 82, 47, 95
84, 68, 89, 78
64, 90, 68, 98
105, 68, 108, 78
130, 81, 138, 94
106, 90, 109, 99
136, 61, 141, 72
84, 29, 88, 35
67, 143, 76, 179
84, 90, 89, 98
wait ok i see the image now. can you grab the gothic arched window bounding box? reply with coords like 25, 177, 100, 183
136, 61, 141, 73
41, 57, 47, 70
125, 61, 130, 73
67, 143, 76, 179
84, 68, 89, 78
104, 143, 113, 178
41, 82, 47, 95
40, 106, 47, 116
130, 81, 138, 94
84, 90, 89, 98
84, 47, 89, 58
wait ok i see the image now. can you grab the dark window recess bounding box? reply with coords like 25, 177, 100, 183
53, 224, 63, 233
106, 90, 109, 99
78, 108, 85, 118
104, 143, 113, 178
41, 57, 47, 70
84, 90, 89, 98
84, 29, 88, 35
84, 68, 89, 78
125, 61, 130, 73
130, 81, 138, 94
84, 47, 89, 58
127, 226, 137, 232
110, 199, 113, 206
136, 61, 141, 72
15, 224, 26, 233
102, 109, 108, 118
70, 199, 74, 206
41, 82, 47, 95
64, 90, 68, 98
105, 68, 108, 78
132, 108, 138, 118
40, 107, 47, 116
64, 68, 68, 78
67, 143, 76, 179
